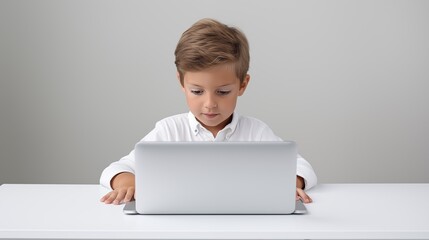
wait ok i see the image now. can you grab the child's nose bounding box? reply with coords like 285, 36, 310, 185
204, 94, 218, 109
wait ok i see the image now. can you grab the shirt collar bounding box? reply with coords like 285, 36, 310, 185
188, 111, 240, 136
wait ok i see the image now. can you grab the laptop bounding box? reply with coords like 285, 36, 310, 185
123, 141, 307, 215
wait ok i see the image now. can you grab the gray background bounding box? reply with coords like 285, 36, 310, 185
1, 0, 428, 185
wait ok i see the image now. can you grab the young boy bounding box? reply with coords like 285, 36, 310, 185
100, 18, 317, 205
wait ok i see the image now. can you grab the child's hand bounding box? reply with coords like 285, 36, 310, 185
100, 172, 135, 205
100, 186, 135, 205
296, 188, 312, 203
296, 176, 312, 203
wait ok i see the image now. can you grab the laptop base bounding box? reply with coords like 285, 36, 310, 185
123, 200, 307, 215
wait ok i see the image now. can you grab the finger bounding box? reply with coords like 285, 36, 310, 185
124, 187, 135, 203
299, 190, 312, 203
114, 189, 127, 205
101, 192, 111, 204
104, 191, 118, 204
296, 188, 312, 203
296, 190, 304, 201
296, 188, 306, 203
100, 193, 109, 202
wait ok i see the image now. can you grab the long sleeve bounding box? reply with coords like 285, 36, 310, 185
296, 154, 317, 190
99, 150, 136, 190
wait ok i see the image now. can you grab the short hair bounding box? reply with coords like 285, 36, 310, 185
175, 18, 250, 85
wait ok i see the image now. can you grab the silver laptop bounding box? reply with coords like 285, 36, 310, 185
124, 141, 306, 214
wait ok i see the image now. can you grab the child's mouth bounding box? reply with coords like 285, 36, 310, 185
203, 113, 219, 118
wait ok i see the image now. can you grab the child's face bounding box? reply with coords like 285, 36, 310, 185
179, 64, 249, 136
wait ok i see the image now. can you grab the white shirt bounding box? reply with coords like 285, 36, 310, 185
100, 112, 317, 190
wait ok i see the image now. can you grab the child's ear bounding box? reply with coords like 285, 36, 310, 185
238, 74, 250, 96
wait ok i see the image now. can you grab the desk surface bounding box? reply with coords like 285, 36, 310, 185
0, 184, 428, 239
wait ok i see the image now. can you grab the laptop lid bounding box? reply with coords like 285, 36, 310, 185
133, 141, 298, 214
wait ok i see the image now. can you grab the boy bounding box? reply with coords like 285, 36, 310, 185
100, 18, 317, 205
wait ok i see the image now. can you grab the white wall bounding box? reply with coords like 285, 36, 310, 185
1, 0, 428, 184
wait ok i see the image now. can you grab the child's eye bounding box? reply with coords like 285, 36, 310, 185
216, 90, 231, 96
190, 89, 204, 95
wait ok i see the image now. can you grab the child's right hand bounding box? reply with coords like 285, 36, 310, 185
100, 172, 135, 205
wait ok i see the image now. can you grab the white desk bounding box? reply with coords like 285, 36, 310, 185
0, 184, 428, 239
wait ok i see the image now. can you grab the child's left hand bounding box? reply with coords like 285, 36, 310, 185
296, 176, 312, 203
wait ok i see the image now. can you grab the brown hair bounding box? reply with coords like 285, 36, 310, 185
175, 18, 250, 85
